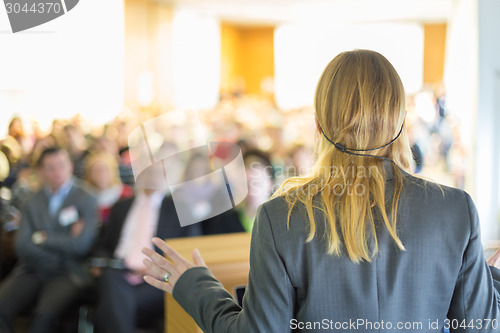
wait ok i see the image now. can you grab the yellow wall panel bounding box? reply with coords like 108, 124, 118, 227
220, 23, 241, 93
221, 23, 274, 95
423, 23, 447, 85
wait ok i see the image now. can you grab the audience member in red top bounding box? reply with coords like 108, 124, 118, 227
84, 151, 134, 226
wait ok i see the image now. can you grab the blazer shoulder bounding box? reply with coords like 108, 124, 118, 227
260, 195, 292, 217
402, 172, 469, 204
258, 195, 307, 233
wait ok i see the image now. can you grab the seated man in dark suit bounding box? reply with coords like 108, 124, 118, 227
91, 163, 202, 333
0, 146, 98, 333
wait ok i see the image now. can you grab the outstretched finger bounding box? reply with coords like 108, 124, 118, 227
143, 258, 170, 280
152, 237, 186, 264
142, 247, 174, 272
192, 248, 206, 267
487, 248, 500, 266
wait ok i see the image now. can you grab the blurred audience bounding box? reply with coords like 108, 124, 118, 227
406, 86, 466, 187
90, 163, 201, 333
285, 144, 314, 178
236, 149, 274, 232
64, 124, 90, 179
0, 137, 55, 280
0, 147, 98, 333
7, 117, 31, 160
171, 151, 244, 235
117, 147, 135, 187
92, 135, 119, 157
1, 121, 28, 189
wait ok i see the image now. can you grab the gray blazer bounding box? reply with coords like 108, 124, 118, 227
173, 161, 500, 332
14, 180, 98, 278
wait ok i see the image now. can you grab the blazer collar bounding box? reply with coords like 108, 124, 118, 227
382, 159, 411, 181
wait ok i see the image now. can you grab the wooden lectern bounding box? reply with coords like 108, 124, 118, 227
164, 232, 251, 333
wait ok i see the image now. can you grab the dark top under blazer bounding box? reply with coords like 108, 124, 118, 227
172, 160, 500, 333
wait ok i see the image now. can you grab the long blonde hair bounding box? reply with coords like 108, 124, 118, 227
272, 50, 413, 263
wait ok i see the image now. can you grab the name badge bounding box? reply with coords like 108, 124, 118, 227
59, 206, 79, 227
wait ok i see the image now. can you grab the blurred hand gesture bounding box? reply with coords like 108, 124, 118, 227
142, 237, 207, 294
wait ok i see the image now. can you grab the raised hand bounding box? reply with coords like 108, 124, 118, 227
141, 237, 207, 293
487, 248, 500, 269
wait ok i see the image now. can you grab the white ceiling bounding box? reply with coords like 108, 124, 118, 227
158, 0, 454, 26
